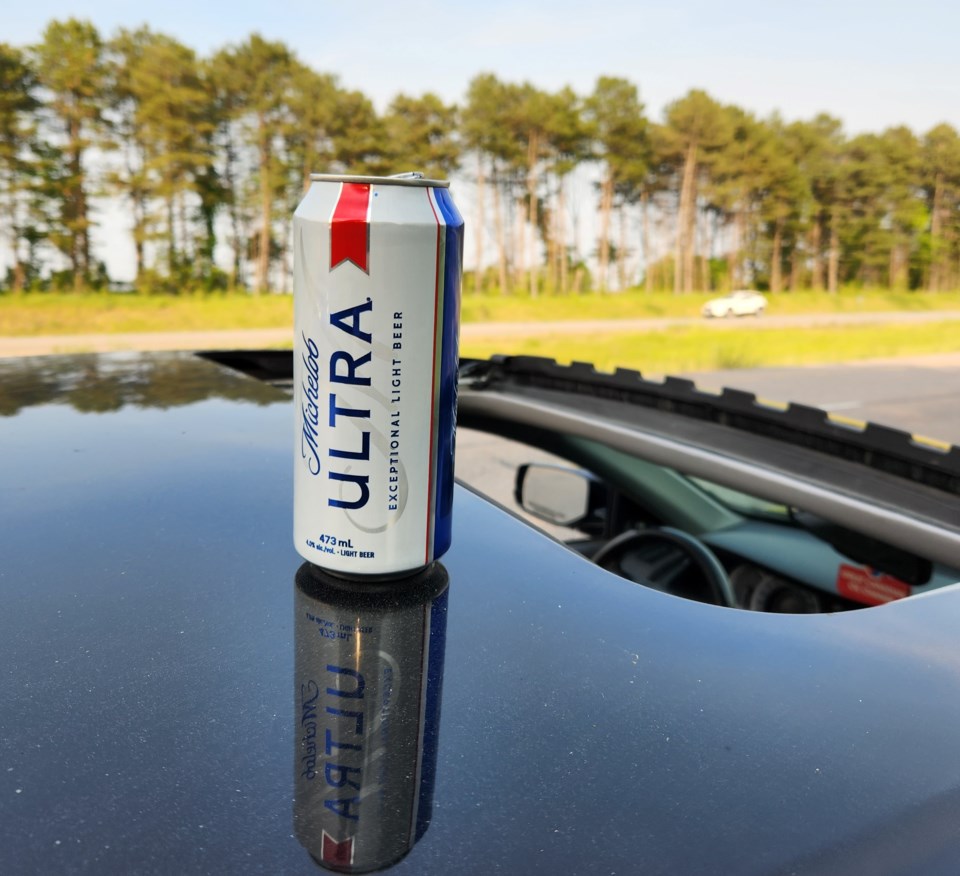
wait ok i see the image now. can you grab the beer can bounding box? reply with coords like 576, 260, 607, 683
293, 561, 449, 873
293, 172, 464, 579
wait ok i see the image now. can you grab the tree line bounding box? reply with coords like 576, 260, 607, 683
2, 18, 960, 295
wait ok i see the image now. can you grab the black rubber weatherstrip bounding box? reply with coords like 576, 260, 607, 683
460, 356, 960, 497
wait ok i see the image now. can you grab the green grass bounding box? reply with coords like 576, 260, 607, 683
3, 291, 960, 374
460, 288, 960, 323
460, 321, 960, 374
0, 292, 294, 336
4, 288, 960, 337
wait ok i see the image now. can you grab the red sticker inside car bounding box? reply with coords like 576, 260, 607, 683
836, 565, 911, 606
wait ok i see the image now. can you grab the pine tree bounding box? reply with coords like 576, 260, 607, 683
586, 77, 650, 291
660, 90, 730, 293
462, 74, 524, 294
32, 19, 110, 289
212, 35, 296, 292
110, 27, 215, 288
0, 43, 39, 290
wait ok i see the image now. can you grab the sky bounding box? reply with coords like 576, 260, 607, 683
7, 0, 960, 135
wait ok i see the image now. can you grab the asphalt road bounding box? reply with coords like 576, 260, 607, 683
682, 353, 960, 443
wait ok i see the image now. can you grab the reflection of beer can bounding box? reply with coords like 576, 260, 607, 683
293, 173, 464, 579
293, 562, 449, 873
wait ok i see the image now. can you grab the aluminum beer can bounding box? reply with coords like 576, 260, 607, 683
293, 561, 449, 873
294, 172, 464, 579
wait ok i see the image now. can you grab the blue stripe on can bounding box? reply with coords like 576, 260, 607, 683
415, 584, 449, 841
431, 187, 464, 559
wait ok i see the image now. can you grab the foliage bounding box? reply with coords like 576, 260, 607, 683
0, 43, 40, 291
0, 291, 294, 335
2, 22, 960, 298
109, 27, 216, 286
383, 93, 461, 180
31, 19, 110, 288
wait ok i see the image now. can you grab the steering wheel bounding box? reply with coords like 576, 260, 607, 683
592, 527, 737, 608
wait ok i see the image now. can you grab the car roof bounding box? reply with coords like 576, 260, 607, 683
4, 352, 960, 874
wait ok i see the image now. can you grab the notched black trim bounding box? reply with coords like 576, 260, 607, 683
460, 355, 960, 496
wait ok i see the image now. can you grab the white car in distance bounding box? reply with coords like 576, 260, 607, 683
702, 289, 767, 318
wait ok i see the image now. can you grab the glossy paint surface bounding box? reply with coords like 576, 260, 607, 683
2, 353, 960, 875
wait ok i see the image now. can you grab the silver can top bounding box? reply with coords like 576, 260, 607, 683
309, 171, 450, 188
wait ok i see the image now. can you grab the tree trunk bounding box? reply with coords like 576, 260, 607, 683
734, 210, 747, 289
707, 211, 719, 292
129, 160, 146, 281
684, 146, 699, 294
220, 127, 244, 288
789, 240, 802, 291
617, 204, 628, 290
674, 142, 698, 295
811, 220, 823, 291
827, 210, 839, 294
11, 183, 25, 291
696, 210, 708, 292
929, 172, 944, 292
558, 177, 568, 294
166, 193, 177, 278
571, 192, 582, 288
598, 173, 614, 291
76, 172, 88, 282
475, 153, 486, 293
514, 195, 525, 291
492, 166, 509, 295
946, 225, 956, 290
527, 132, 539, 297
545, 176, 556, 293
641, 191, 652, 293
889, 241, 904, 290
727, 221, 738, 290
277, 219, 291, 294
68, 118, 87, 290
256, 115, 271, 293
178, 191, 191, 267
133, 227, 145, 282
770, 218, 784, 293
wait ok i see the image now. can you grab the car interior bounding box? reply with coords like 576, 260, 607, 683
455, 426, 960, 614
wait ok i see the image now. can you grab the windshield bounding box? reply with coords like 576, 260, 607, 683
686, 476, 792, 521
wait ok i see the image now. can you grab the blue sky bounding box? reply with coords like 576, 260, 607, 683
7, 0, 960, 135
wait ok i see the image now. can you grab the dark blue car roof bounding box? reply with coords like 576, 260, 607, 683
2, 353, 960, 875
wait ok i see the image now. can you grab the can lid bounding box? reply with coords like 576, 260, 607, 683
309, 171, 450, 188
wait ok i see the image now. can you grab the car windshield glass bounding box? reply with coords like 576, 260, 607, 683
686, 476, 792, 520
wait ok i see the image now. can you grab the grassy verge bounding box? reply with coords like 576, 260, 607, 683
0, 293, 294, 335
460, 288, 960, 323
4, 288, 960, 336
460, 321, 960, 374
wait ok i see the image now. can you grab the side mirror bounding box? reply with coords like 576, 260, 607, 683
514, 464, 606, 532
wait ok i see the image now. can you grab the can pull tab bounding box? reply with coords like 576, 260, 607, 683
389, 172, 424, 179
